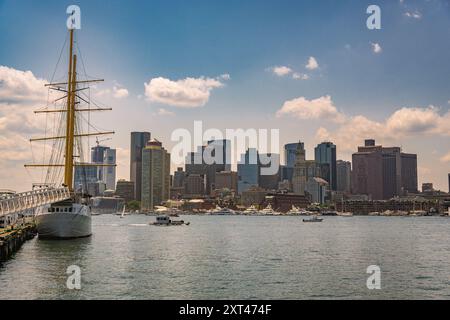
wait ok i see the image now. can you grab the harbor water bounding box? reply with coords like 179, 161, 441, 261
1, 215, 450, 299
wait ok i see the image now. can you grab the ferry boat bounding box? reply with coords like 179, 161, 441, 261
303, 216, 323, 223
26, 26, 113, 239
150, 215, 190, 226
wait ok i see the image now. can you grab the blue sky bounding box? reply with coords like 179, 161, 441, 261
1, 0, 450, 191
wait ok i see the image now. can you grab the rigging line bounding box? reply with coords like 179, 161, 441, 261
49, 31, 69, 85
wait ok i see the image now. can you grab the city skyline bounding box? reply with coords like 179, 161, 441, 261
1, 0, 450, 192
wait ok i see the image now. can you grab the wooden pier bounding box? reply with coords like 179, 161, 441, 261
0, 220, 37, 262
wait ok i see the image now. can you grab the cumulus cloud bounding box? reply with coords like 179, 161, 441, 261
276, 95, 345, 123
96, 85, 129, 99
305, 57, 319, 70
371, 42, 383, 54
311, 103, 450, 154
270, 66, 293, 77
144, 75, 227, 108
0, 66, 52, 190
0, 65, 48, 104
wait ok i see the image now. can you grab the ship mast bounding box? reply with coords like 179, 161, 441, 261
64, 29, 76, 191
25, 27, 115, 192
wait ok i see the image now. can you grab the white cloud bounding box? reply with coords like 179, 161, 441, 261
404, 11, 422, 19
96, 85, 129, 99
156, 108, 175, 116
371, 42, 383, 54
310, 102, 450, 154
292, 72, 309, 80
144, 75, 227, 108
276, 95, 345, 123
270, 66, 293, 77
0, 65, 48, 104
112, 86, 129, 99
305, 57, 319, 70
0, 66, 54, 190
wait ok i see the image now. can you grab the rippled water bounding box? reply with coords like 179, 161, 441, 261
1, 215, 450, 299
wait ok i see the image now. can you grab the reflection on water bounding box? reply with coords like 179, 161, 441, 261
1, 215, 450, 299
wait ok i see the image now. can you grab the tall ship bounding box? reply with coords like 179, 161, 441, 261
25, 26, 113, 239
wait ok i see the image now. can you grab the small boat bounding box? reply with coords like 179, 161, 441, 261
207, 206, 236, 215
287, 205, 310, 216
242, 205, 259, 215
149, 215, 190, 226
337, 212, 353, 217
303, 216, 323, 223
259, 204, 279, 216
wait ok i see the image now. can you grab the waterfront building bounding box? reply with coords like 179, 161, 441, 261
237, 148, 260, 194
401, 153, 418, 193
336, 160, 352, 193
314, 142, 337, 191
352, 139, 418, 200
87, 181, 106, 197
183, 174, 205, 197
241, 186, 267, 207
103, 148, 116, 191
115, 180, 135, 203
305, 177, 329, 204
265, 193, 310, 212
173, 167, 186, 188
130, 132, 151, 201
141, 139, 170, 211
292, 142, 320, 195
258, 153, 280, 191
215, 171, 238, 192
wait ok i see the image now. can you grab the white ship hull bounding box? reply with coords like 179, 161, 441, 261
35, 202, 92, 239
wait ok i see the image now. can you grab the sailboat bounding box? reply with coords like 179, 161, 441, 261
25, 26, 113, 239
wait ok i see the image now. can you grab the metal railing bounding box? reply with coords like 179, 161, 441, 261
0, 187, 71, 217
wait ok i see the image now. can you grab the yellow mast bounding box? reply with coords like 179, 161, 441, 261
64, 29, 76, 191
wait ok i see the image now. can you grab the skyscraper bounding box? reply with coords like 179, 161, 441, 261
314, 142, 337, 191
103, 148, 116, 190
237, 148, 259, 194
130, 132, 151, 201
336, 160, 351, 193
185, 140, 231, 194
285, 142, 304, 168
292, 142, 320, 195
141, 139, 170, 211
352, 139, 417, 200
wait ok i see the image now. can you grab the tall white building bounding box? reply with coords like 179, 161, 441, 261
103, 148, 116, 191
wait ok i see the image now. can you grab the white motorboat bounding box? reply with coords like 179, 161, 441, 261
259, 204, 279, 216
207, 206, 236, 215
242, 205, 259, 215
